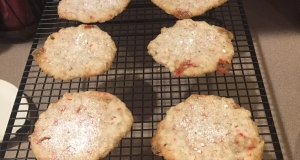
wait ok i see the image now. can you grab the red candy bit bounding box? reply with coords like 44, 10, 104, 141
41, 47, 46, 52
239, 132, 244, 137
84, 25, 94, 29
187, 102, 195, 109
60, 106, 66, 113
218, 58, 227, 64
173, 137, 177, 141
248, 152, 252, 156
174, 60, 195, 77
174, 108, 181, 112
66, 97, 72, 100
89, 44, 93, 47
89, 15, 94, 19
201, 113, 207, 117
117, 107, 121, 110
236, 129, 247, 138
216, 68, 229, 74
249, 139, 257, 149
110, 116, 116, 121
89, 115, 94, 118
67, 131, 70, 134
217, 58, 231, 74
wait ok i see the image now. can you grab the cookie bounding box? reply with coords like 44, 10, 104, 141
32, 24, 116, 81
151, 0, 228, 19
58, 0, 130, 23
28, 91, 134, 160
147, 19, 234, 77
152, 94, 264, 160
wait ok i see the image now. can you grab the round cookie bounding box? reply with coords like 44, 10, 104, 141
151, 0, 228, 19
32, 24, 116, 81
28, 91, 134, 160
58, 0, 130, 23
152, 94, 264, 160
147, 19, 234, 77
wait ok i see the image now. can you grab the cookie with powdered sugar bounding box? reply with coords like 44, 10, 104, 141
32, 24, 116, 81
152, 0, 227, 19
28, 91, 134, 160
58, 0, 130, 23
148, 19, 234, 77
152, 94, 264, 160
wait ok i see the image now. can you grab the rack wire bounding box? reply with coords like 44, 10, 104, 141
0, 0, 283, 159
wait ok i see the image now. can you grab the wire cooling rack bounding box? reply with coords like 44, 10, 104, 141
1, 0, 283, 159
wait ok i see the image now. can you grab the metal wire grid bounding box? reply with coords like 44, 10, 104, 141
0, 0, 283, 159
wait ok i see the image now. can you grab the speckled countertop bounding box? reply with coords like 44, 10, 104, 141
0, 0, 299, 159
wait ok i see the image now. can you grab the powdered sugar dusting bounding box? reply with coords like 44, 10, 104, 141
152, 95, 264, 159
58, 0, 130, 23
178, 96, 230, 148
29, 91, 134, 159
147, 19, 234, 77
32, 24, 116, 80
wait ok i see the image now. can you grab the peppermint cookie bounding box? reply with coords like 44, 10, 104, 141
152, 95, 264, 160
58, 0, 130, 23
28, 91, 134, 160
32, 24, 116, 81
147, 19, 234, 77
152, 0, 227, 19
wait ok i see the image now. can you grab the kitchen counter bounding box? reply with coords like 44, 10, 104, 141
0, 0, 299, 159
